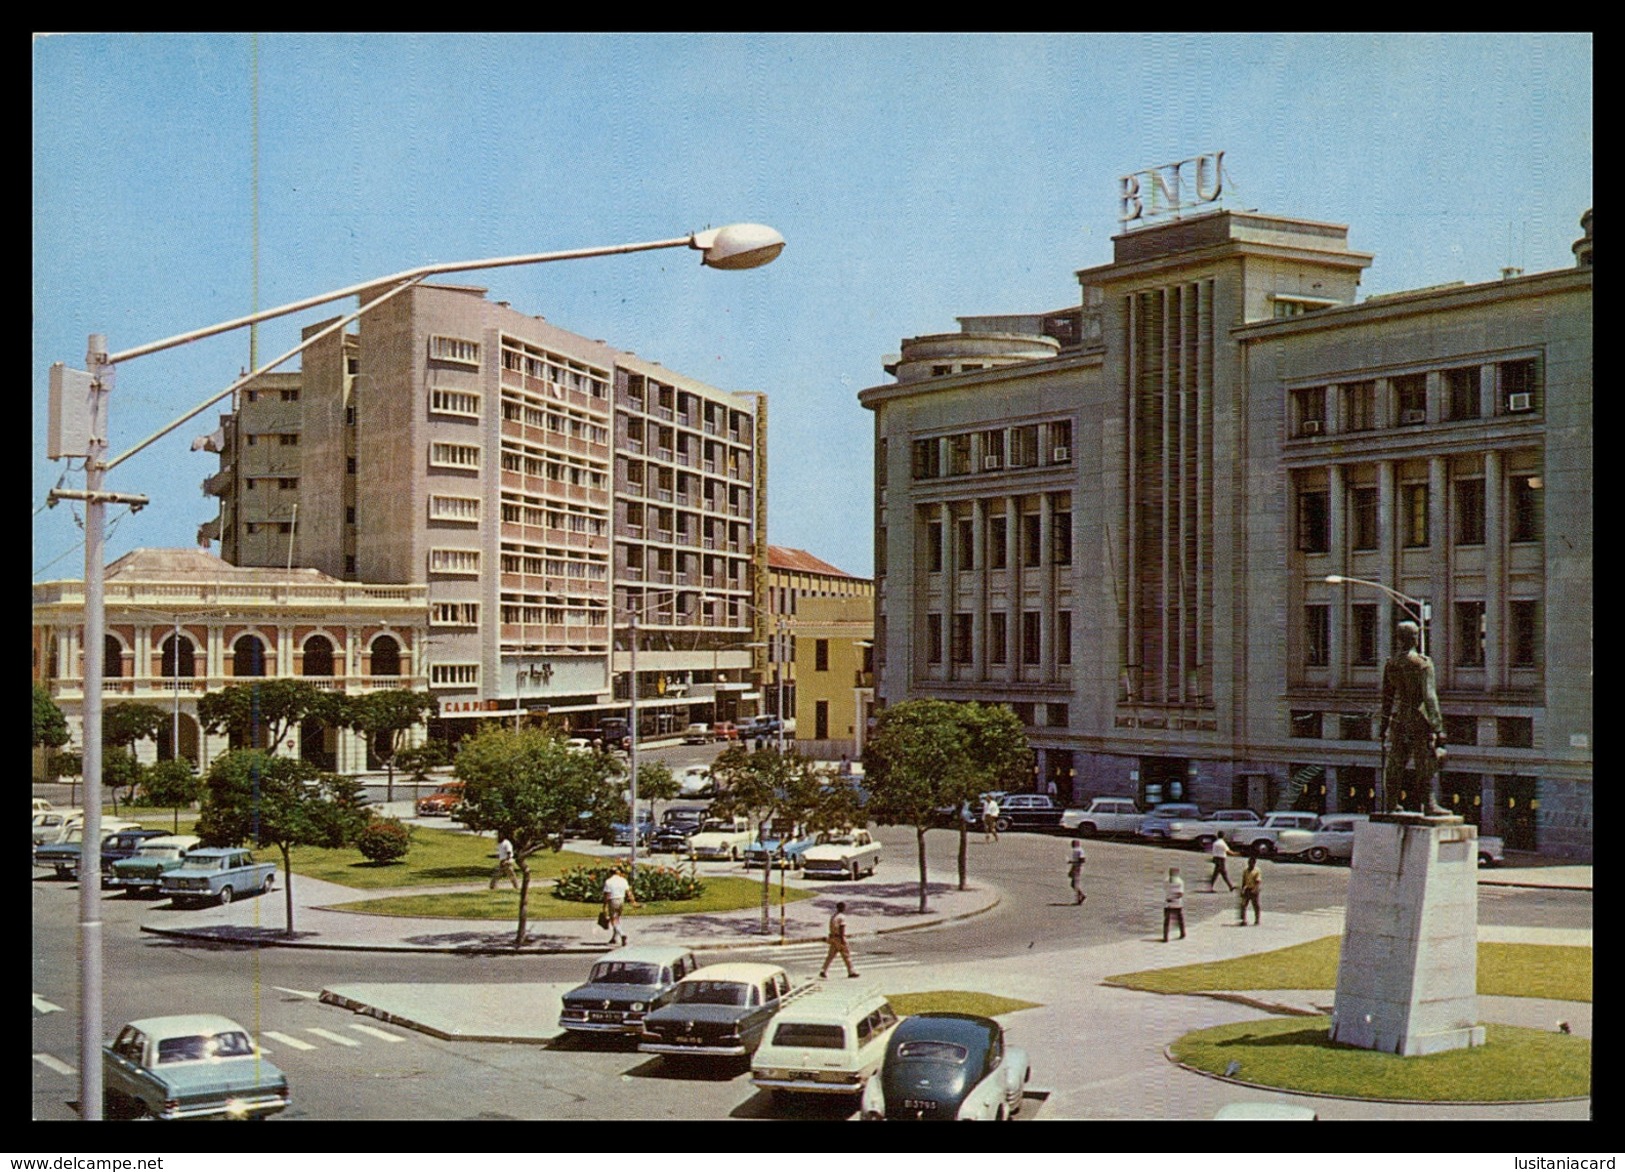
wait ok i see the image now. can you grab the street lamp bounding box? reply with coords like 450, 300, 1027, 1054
44, 221, 783, 1119
1324, 574, 1432, 656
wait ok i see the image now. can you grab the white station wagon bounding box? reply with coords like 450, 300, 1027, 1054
751, 984, 900, 1102
800, 829, 882, 880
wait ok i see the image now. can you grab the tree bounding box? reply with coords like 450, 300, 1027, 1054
100, 749, 143, 816
452, 726, 623, 949
349, 689, 438, 804
32, 684, 69, 750
102, 702, 168, 803
709, 747, 833, 933
951, 703, 1032, 890
396, 740, 450, 781
141, 758, 204, 833
632, 759, 681, 823
862, 699, 975, 913
195, 749, 369, 935
197, 680, 342, 753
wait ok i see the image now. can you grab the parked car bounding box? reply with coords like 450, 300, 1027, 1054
160, 847, 278, 907
557, 946, 701, 1037
712, 721, 740, 742
1165, 809, 1262, 849
32, 798, 55, 815
32, 808, 81, 846
639, 963, 810, 1060
1060, 797, 1146, 837
1222, 811, 1321, 857
98, 828, 171, 882
107, 834, 203, 893
686, 816, 757, 862
752, 985, 901, 1102
35, 820, 146, 878
564, 737, 596, 754
1275, 814, 1371, 863
650, 807, 710, 854
682, 723, 714, 745
414, 781, 464, 817
987, 793, 1065, 834
860, 1012, 1031, 1121
1477, 834, 1506, 867
743, 821, 819, 869
607, 814, 657, 848
677, 765, 715, 797
1137, 804, 1204, 843
949, 791, 1010, 828
800, 828, 882, 880
103, 1014, 289, 1120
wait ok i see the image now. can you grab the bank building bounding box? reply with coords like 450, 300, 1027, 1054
860, 200, 1591, 859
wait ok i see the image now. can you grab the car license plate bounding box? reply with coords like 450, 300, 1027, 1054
676, 1035, 705, 1045
902, 1098, 937, 1111
790, 1070, 816, 1081
589, 1012, 621, 1023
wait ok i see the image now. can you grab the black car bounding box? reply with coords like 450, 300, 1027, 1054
989, 794, 1066, 833
99, 829, 169, 881
650, 807, 709, 853
861, 1012, 1031, 1121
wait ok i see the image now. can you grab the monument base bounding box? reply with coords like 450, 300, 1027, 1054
1330, 818, 1483, 1057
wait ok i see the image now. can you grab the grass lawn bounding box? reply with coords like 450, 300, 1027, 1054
887, 991, 1041, 1018
332, 875, 818, 919
1106, 937, 1592, 1003
280, 826, 610, 889
1171, 1015, 1590, 1101
109, 805, 201, 834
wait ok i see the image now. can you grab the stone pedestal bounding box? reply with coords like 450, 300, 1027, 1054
1329, 816, 1486, 1056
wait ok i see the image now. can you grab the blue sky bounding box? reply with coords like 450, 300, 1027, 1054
33, 33, 1592, 582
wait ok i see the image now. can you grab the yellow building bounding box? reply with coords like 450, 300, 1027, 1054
765, 546, 873, 755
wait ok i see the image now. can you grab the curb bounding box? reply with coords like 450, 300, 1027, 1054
318, 990, 557, 1045
139, 923, 610, 955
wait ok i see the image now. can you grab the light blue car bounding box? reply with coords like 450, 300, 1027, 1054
159, 847, 277, 907
743, 821, 818, 870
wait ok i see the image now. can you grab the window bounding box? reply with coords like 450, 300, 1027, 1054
1010, 425, 1040, 468
1352, 604, 1379, 666
1456, 480, 1485, 546
429, 335, 481, 366
876, 438, 888, 487
1395, 373, 1427, 423
429, 548, 481, 575
988, 516, 1008, 570
1509, 600, 1540, 667
1051, 508, 1072, 566
246, 434, 258, 446
815, 639, 829, 672
1455, 601, 1486, 667
1304, 604, 1330, 667
280, 388, 300, 402
1047, 703, 1070, 727
1443, 714, 1479, 746
1012, 702, 1036, 726
1297, 491, 1329, 553
1022, 513, 1042, 567
430, 388, 481, 418
1056, 610, 1072, 666
815, 700, 830, 740
876, 526, 887, 572
345, 506, 356, 525
1293, 387, 1327, 436
951, 614, 973, 664
1021, 611, 1041, 665
1343, 381, 1376, 432
346, 457, 357, 474
344, 555, 357, 574
988, 612, 1008, 664
957, 518, 975, 571
431, 601, 479, 626
430, 442, 481, 470
1403, 483, 1429, 547
1290, 710, 1322, 739
345, 405, 356, 426
429, 494, 481, 524
911, 439, 941, 480
1444, 367, 1481, 420
981, 429, 1004, 470
948, 434, 972, 476
926, 522, 944, 573
431, 663, 480, 686
926, 614, 943, 664
1049, 419, 1072, 461
1497, 717, 1533, 748
278, 433, 300, 446
1510, 474, 1542, 542
232, 634, 266, 678
1499, 358, 1539, 412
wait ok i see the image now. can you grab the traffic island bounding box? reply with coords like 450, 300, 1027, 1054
1167, 1015, 1590, 1103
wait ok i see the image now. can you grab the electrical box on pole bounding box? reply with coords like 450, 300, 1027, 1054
47, 363, 95, 459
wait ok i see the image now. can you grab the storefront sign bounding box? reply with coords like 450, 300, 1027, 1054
1119, 151, 1225, 224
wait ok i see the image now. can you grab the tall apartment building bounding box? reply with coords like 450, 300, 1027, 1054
861, 208, 1592, 859
202, 282, 768, 741
764, 546, 875, 746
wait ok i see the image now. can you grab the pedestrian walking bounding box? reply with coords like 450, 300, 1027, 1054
601, 865, 636, 946
1207, 835, 1236, 892
1238, 855, 1262, 925
489, 836, 519, 890
982, 795, 1001, 843
1162, 866, 1186, 941
818, 900, 859, 978
1067, 839, 1087, 904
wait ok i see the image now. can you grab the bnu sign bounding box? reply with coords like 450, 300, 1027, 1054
1119, 152, 1225, 224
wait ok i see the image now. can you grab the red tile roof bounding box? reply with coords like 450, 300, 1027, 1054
767, 545, 857, 578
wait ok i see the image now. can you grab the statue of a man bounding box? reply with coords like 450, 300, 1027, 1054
1379, 620, 1447, 815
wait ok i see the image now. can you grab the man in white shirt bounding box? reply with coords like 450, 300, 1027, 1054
489, 837, 518, 891
982, 796, 1001, 843
1163, 866, 1186, 942
1207, 835, 1237, 892
1067, 839, 1087, 904
602, 866, 636, 946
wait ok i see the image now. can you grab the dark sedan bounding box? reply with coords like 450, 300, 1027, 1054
860, 1012, 1031, 1120
557, 946, 700, 1037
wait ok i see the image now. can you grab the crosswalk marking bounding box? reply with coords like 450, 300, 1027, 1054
33, 1053, 76, 1076
272, 986, 321, 999
348, 1023, 405, 1043
305, 1027, 361, 1047
33, 993, 64, 1015
261, 1030, 317, 1051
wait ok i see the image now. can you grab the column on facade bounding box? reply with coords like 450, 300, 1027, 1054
1376, 460, 1396, 663
65, 626, 82, 682
942, 500, 958, 681
1038, 497, 1054, 680
1005, 495, 1021, 685
1484, 448, 1504, 691
972, 497, 987, 679
206, 625, 225, 683
134, 624, 151, 686
1328, 463, 1346, 689
1425, 370, 1444, 425
1428, 456, 1449, 672
1124, 291, 1139, 705
1159, 286, 1173, 704
1323, 765, 1341, 813
278, 623, 295, 677
1479, 774, 1498, 837
1374, 377, 1392, 431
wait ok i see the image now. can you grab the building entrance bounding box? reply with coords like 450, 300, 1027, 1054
1138, 757, 1188, 807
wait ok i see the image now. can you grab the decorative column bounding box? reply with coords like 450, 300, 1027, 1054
1484, 449, 1504, 691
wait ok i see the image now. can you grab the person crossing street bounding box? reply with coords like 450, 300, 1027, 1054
819, 901, 859, 978
1238, 855, 1262, 925
1067, 839, 1087, 904
1207, 835, 1236, 892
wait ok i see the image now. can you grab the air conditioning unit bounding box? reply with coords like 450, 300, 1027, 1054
1052, 446, 1070, 462
1400, 409, 1427, 425
1507, 392, 1534, 413
1300, 420, 1323, 436
983, 456, 1002, 471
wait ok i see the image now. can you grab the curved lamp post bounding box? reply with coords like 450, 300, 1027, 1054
45, 221, 783, 1118
1324, 574, 1431, 656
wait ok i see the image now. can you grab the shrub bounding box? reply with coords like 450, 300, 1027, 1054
356, 817, 412, 865
551, 863, 704, 903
